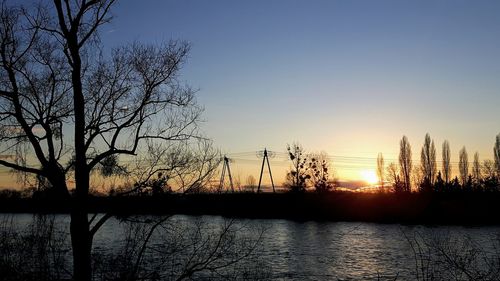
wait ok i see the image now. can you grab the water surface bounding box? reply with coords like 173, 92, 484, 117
3, 214, 500, 280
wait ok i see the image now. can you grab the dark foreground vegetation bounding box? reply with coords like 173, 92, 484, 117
0, 215, 268, 281
2, 191, 500, 225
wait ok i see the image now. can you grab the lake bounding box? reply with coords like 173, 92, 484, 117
2, 214, 500, 280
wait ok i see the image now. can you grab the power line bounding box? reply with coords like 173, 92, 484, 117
227, 151, 492, 165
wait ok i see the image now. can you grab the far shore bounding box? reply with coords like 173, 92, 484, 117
1, 191, 500, 225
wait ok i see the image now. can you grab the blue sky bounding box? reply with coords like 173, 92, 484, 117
98, 0, 500, 181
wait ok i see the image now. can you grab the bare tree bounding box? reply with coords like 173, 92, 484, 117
0, 3, 72, 197
387, 162, 402, 192
403, 229, 500, 281
459, 147, 469, 186
285, 142, 310, 192
472, 152, 481, 182
2, 215, 268, 281
399, 135, 412, 192
482, 160, 496, 179
0, 215, 70, 280
412, 166, 424, 191
0, 1, 203, 280
494, 133, 500, 177
442, 140, 451, 183
308, 151, 334, 192
245, 175, 256, 192
420, 133, 437, 185
166, 219, 267, 280
126, 139, 221, 194
387, 162, 398, 185
377, 153, 384, 190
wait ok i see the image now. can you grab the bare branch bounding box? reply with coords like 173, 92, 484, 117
0, 159, 43, 175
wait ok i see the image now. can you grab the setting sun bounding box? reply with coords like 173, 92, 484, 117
360, 170, 378, 185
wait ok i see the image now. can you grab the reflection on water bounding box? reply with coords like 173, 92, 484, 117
3, 214, 500, 280
257, 221, 500, 280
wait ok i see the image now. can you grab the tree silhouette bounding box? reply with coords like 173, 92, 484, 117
245, 175, 257, 192
128, 139, 220, 194
481, 159, 499, 191
472, 152, 481, 183
459, 147, 469, 186
387, 162, 403, 193
482, 160, 496, 179
442, 140, 451, 184
420, 133, 437, 187
308, 152, 334, 192
377, 153, 384, 190
98, 155, 126, 178
413, 166, 425, 192
285, 143, 310, 192
399, 136, 412, 192
0, 1, 201, 280
494, 133, 500, 177
434, 171, 445, 192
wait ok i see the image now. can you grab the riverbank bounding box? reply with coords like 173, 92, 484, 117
1, 192, 500, 224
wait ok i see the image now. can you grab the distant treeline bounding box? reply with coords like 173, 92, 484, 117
276, 134, 500, 194
378, 133, 500, 193
2, 133, 499, 198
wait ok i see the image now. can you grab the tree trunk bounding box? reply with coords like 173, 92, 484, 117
71, 204, 92, 281
68, 28, 92, 280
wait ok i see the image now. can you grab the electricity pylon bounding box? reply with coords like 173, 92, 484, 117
257, 148, 275, 193
219, 156, 234, 192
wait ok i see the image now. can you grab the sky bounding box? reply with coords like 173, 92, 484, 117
95, 0, 500, 184
2, 0, 500, 188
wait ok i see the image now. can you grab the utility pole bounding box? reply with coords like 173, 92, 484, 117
219, 156, 234, 192
257, 148, 275, 193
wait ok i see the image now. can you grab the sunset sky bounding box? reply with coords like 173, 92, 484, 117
2, 0, 500, 187
99, 0, 500, 184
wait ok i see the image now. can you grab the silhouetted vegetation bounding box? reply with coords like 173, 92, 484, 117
442, 140, 451, 184
377, 153, 385, 190
420, 134, 437, 192
382, 133, 500, 194
0, 215, 268, 281
284, 143, 335, 193
404, 229, 500, 280
308, 152, 335, 193
285, 143, 310, 192
0, 215, 69, 281
3, 191, 500, 225
459, 147, 469, 187
0, 0, 216, 279
399, 136, 413, 193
